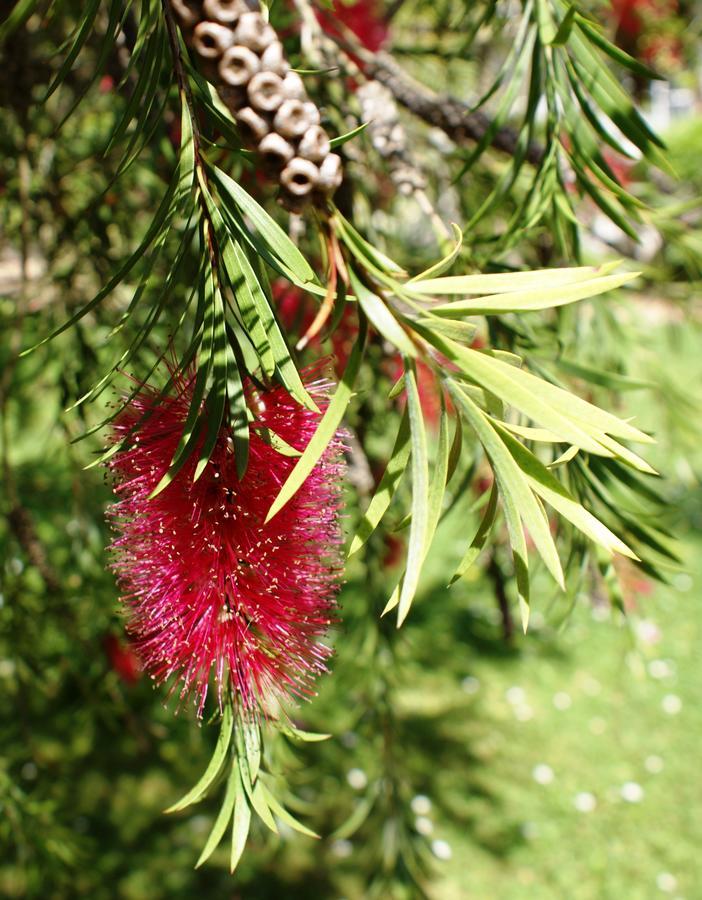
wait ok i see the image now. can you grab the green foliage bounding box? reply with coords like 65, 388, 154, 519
1, 0, 701, 895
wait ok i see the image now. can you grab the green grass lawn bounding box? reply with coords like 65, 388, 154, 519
423, 541, 700, 900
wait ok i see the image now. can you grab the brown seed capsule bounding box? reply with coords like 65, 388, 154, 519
280, 71, 305, 101
234, 12, 276, 52
280, 158, 319, 197
218, 84, 247, 110
193, 21, 235, 58
274, 99, 313, 139
235, 106, 269, 144
247, 71, 285, 113
259, 133, 295, 170
218, 45, 260, 86
260, 41, 289, 76
171, 0, 201, 28
316, 153, 343, 191
302, 102, 321, 127
298, 125, 330, 163
203, 0, 246, 24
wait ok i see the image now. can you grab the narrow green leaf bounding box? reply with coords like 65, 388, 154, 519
397, 362, 430, 626
213, 167, 317, 285
230, 773, 251, 873
349, 407, 411, 557
350, 269, 416, 356
421, 328, 652, 449
249, 782, 278, 833
43, 0, 101, 100
195, 763, 239, 868
329, 121, 369, 148
259, 784, 319, 838
556, 357, 651, 391
415, 317, 477, 345
150, 261, 217, 497
431, 272, 634, 317
426, 396, 450, 542
494, 421, 637, 559
225, 342, 250, 479
277, 723, 331, 742
450, 385, 565, 590
332, 209, 408, 277
408, 224, 463, 282
406, 263, 619, 296
551, 3, 576, 45
193, 287, 228, 482
165, 704, 234, 813
265, 318, 367, 522
450, 483, 499, 584
576, 15, 664, 81
0, 0, 39, 43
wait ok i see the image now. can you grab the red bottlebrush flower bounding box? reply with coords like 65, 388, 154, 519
103, 633, 142, 684
318, 0, 389, 53
271, 279, 318, 342
105, 368, 345, 718
388, 356, 442, 429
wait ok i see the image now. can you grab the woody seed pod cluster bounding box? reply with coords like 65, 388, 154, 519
171, 0, 343, 210
357, 81, 426, 197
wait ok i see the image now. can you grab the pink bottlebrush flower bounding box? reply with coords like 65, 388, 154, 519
106, 368, 345, 718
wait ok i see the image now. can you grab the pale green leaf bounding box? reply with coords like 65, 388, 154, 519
430, 272, 634, 317
350, 269, 416, 356
450, 386, 565, 590
406, 263, 619, 296
230, 773, 251, 873
349, 407, 411, 557
195, 763, 238, 868
397, 363, 430, 626
265, 318, 367, 521
165, 704, 233, 813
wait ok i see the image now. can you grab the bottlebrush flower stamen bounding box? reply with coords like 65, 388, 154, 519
105, 368, 345, 718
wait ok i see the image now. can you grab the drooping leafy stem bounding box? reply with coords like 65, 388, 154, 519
164, 692, 326, 873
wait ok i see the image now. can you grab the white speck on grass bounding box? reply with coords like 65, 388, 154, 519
532, 764, 554, 785
411, 795, 432, 816
645, 754, 664, 774
591, 604, 611, 622
521, 821, 539, 840
620, 781, 644, 803
414, 816, 433, 836
573, 792, 597, 813
461, 675, 480, 695
514, 704, 534, 722
553, 692, 572, 711
506, 686, 526, 705
589, 717, 607, 735
635, 619, 661, 645
656, 872, 678, 893
673, 573, 692, 592
662, 694, 682, 715
346, 768, 367, 790
431, 839, 452, 861
582, 676, 601, 696
649, 659, 674, 680
331, 839, 353, 858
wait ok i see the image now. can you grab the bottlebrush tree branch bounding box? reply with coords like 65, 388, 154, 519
323, 26, 545, 166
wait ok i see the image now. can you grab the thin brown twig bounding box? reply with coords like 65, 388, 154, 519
325, 25, 545, 166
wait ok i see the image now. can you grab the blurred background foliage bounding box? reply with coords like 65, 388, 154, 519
2, 0, 702, 897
